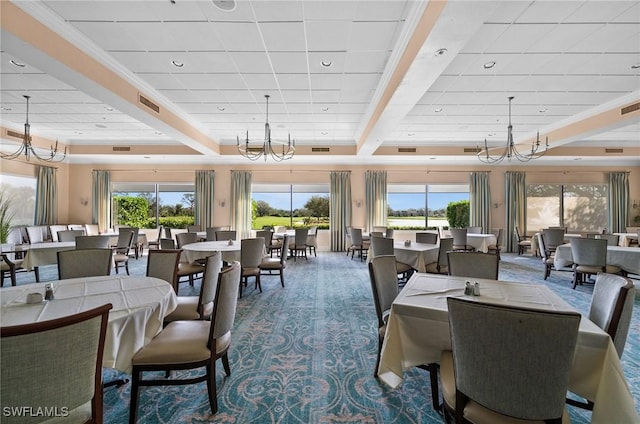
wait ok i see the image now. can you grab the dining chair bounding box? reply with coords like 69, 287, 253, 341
1, 303, 112, 424
289, 228, 309, 261
514, 225, 531, 255
466, 226, 482, 234
75, 235, 111, 249
486, 228, 503, 259
542, 228, 566, 254
26, 226, 45, 244
146, 249, 182, 291
129, 262, 241, 422
159, 238, 176, 249
240, 237, 265, 296
349, 228, 369, 261
447, 251, 499, 280
57, 248, 113, 279
174, 235, 206, 287
538, 233, 556, 280
567, 273, 635, 411
260, 234, 288, 288
205, 226, 224, 241
594, 233, 620, 246
372, 226, 388, 235
569, 238, 622, 289
370, 236, 413, 281
164, 227, 173, 239
215, 230, 237, 241
441, 298, 580, 424
49, 224, 68, 242
164, 252, 223, 322
1, 253, 26, 287
385, 228, 394, 239
113, 228, 135, 275
306, 226, 318, 256
415, 232, 438, 244
450, 228, 474, 252
57, 229, 85, 242
84, 224, 100, 236
176, 232, 198, 249
187, 224, 200, 233
147, 225, 163, 250
256, 230, 274, 253
425, 237, 453, 275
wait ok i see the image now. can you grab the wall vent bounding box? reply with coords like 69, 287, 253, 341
605, 148, 623, 154
6, 129, 28, 140
311, 147, 330, 152
112, 146, 131, 152
464, 147, 480, 153
621, 102, 640, 115
138, 94, 160, 113
398, 147, 416, 153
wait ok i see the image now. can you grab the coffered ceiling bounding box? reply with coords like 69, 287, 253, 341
1, 0, 639, 166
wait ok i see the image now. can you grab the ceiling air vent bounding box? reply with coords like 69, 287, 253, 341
112, 146, 131, 152
138, 94, 160, 114
398, 148, 416, 153
312, 147, 330, 152
605, 148, 623, 154
464, 147, 480, 153
621, 102, 640, 115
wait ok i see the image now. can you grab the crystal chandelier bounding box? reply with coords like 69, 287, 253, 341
0, 95, 66, 162
237, 95, 295, 162
477, 96, 548, 164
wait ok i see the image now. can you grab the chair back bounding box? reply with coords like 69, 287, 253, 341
438, 238, 454, 267
57, 248, 113, 279
146, 249, 181, 289
210, 261, 241, 341
206, 226, 224, 241
447, 251, 499, 280
49, 225, 68, 242
176, 232, 198, 248
589, 273, 636, 357
385, 228, 394, 239
449, 228, 468, 247
416, 232, 438, 244
371, 236, 394, 257
215, 230, 237, 241
279, 235, 290, 265
514, 225, 525, 241
164, 227, 173, 239
594, 233, 619, 246
155, 225, 164, 242
293, 228, 309, 247
241, 237, 265, 268
570, 238, 607, 268
372, 226, 387, 234
160, 238, 176, 249
447, 298, 580, 421
26, 226, 45, 244
256, 230, 274, 250
57, 229, 85, 242
467, 226, 482, 234
491, 228, 503, 246
368, 255, 399, 328
370, 231, 384, 238
1, 304, 112, 424
114, 228, 134, 254
537, 233, 551, 261
75, 235, 110, 249
350, 228, 364, 245
187, 225, 200, 233
542, 228, 565, 250
84, 224, 100, 236
199, 252, 223, 317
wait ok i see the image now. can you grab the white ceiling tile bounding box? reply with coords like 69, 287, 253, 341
515, 2, 583, 23
118, 22, 225, 52
565, 1, 638, 23
213, 22, 264, 51
259, 22, 306, 51
344, 51, 389, 73
528, 24, 606, 53
242, 74, 280, 90
310, 74, 343, 90
268, 52, 309, 73
302, 1, 360, 21
340, 74, 382, 90
305, 21, 351, 51
276, 74, 310, 90
251, 1, 304, 21
569, 24, 640, 52
347, 21, 400, 51
611, 2, 640, 22
353, 1, 412, 21
230, 51, 273, 73
461, 24, 509, 54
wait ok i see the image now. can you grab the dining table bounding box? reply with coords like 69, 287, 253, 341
390, 241, 439, 273
378, 273, 638, 424
181, 240, 242, 264
0, 275, 178, 373
529, 232, 582, 256
554, 243, 640, 275
465, 233, 497, 253
614, 232, 639, 247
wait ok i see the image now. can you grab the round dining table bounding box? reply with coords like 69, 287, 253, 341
181, 240, 242, 264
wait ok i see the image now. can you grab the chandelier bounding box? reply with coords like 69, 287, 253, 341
237, 94, 295, 161
477, 96, 548, 164
0, 95, 66, 162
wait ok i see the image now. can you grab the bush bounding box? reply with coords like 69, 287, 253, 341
143, 216, 195, 229
446, 200, 469, 228
114, 196, 148, 228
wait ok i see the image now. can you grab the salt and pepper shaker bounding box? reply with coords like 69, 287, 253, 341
44, 283, 54, 300
464, 281, 481, 296
473, 282, 480, 296
464, 281, 473, 295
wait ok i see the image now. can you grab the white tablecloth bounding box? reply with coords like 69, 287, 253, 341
20, 242, 76, 270
181, 240, 242, 263
615, 232, 639, 247
0, 275, 177, 373
530, 233, 582, 256
466, 233, 497, 253
391, 242, 439, 273
378, 273, 638, 424
554, 243, 640, 275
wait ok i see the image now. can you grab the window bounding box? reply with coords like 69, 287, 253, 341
387, 184, 469, 229
526, 184, 607, 232
1, 173, 36, 226
252, 183, 329, 230
111, 183, 194, 228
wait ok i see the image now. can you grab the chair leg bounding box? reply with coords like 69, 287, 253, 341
222, 352, 231, 376
255, 275, 262, 292
279, 271, 285, 287
128, 370, 140, 424
206, 361, 218, 415
34, 266, 40, 282
125, 262, 130, 275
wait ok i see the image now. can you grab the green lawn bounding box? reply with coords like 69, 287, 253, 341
253, 216, 309, 229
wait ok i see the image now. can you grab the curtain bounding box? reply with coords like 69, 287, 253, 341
504, 171, 526, 253
195, 170, 215, 229
330, 171, 352, 252
607, 172, 629, 233
34, 166, 57, 225
91, 170, 110, 232
230, 170, 252, 239
469, 172, 491, 233
365, 170, 387, 232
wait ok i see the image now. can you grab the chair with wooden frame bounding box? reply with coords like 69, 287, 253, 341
260, 234, 288, 288
146, 249, 182, 292
57, 248, 113, 280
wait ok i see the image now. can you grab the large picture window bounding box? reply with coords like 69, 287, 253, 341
252, 183, 329, 230
387, 184, 469, 229
1, 173, 36, 227
111, 183, 194, 228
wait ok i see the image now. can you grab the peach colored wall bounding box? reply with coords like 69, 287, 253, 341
61, 163, 640, 233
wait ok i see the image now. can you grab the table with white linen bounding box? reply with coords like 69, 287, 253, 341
554, 243, 640, 275
391, 242, 439, 273
614, 232, 639, 247
0, 275, 177, 373
181, 240, 242, 263
103, 232, 148, 248
20, 242, 76, 271
466, 233, 496, 253
378, 273, 638, 424
530, 232, 582, 256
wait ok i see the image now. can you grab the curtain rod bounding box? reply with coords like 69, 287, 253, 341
510, 170, 629, 174
92, 168, 196, 172
388, 170, 490, 174
232, 169, 349, 173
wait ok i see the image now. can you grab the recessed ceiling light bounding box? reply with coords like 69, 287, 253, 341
321, 106, 329, 112
217, 106, 225, 111
96, 124, 107, 128
10, 59, 25, 68
434, 108, 443, 113
483, 61, 496, 69
487, 133, 496, 137
429, 157, 437, 160
539, 107, 548, 113
171, 60, 184, 68
105, 106, 114, 111
74, 131, 83, 135
212, 0, 236, 11
144, 156, 151, 159
574, 158, 582, 161
408, 132, 415, 136
321, 60, 332, 68
632, 63, 640, 69
321, 131, 328, 135
2, 107, 12, 111
435, 48, 447, 56
154, 131, 163, 136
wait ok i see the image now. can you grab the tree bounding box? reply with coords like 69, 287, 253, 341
255, 200, 273, 217
114, 196, 149, 228
305, 195, 329, 217
446, 200, 470, 228
182, 193, 195, 212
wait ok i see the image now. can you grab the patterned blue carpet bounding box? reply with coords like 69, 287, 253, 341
8, 251, 639, 423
